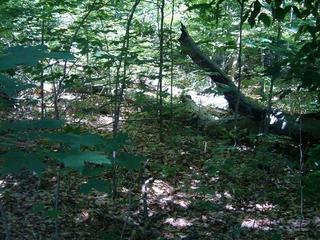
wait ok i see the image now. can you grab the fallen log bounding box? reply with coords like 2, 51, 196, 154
178, 24, 320, 141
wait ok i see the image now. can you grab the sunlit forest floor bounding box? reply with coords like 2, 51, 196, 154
1, 95, 319, 240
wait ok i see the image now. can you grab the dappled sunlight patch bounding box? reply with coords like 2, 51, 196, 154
145, 179, 191, 210
223, 191, 232, 199
241, 218, 277, 231
151, 179, 174, 196
209, 176, 220, 183
190, 179, 201, 190
75, 209, 90, 223
225, 204, 236, 210
93, 193, 108, 207
164, 217, 193, 229
254, 202, 275, 211
173, 198, 190, 209
0, 179, 7, 188
147, 179, 174, 208
85, 115, 114, 131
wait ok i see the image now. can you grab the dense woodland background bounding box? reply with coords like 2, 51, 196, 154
0, 0, 319, 239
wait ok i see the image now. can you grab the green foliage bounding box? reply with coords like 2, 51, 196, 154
304, 171, 320, 203
0, 150, 45, 175
0, 45, 74, 71
154, 162, 183, 178
1, 119, 64, 131
116, 152, 145, 171
0, 74, 33, 97
32, 203, 61, 219
80, 179, 112, 194
258, 13, 271, 27
56, 151, 111, 171
307, 144, 320, 170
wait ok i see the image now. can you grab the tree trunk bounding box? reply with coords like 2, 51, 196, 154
178, 24, 320, 141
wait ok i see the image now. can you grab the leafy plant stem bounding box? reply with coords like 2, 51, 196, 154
113, 0, 141, 137
264, 23, 282, 134
233, 0, 245, 146
169, 0, 175, 121
158, 0, 165, 142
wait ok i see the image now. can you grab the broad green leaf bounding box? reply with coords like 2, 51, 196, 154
105, 132, 128, 151
259, 13, 271, 27
0, 150, 45, 175
31, 203, 60, 219
116, 152, 145, 170
82, 165, 109, 177
0, 74, 34, 97
58, 151, 111, 171
46, 51, 74, 60
45, 208, 61, 219
0, 119, 64, 132
0, 45, 74, 70
248, 16, 256, 28
46, 133, 104, 146
80, 179, 112, 194
187, 3, 213, 12
252, 0, 261, 18
273, 7, 286, 21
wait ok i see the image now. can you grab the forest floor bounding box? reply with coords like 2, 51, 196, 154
1, 99, 320, 239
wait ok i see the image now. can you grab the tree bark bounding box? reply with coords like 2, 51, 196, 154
178, 24, 320, 141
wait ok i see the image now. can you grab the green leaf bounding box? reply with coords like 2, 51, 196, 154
46, 51, 74, 60
0, 119, 64, 132
304, 171, 320, 201
0, 74, 34, 97
45, 208, 61, 219
116, 152, 145, 170
273, 7, 286, 21
59, 151, 111, 171
104, 133, 128, 151
82, 165, 109, 177
252, 0, 261, 18
274, 0, 282, 8
259, 13, 271, 27
0, 45, 74, 70
248, 0, 261, 27
248, 16, 256, 28
80, 179, 112, 194
46, 133, 104, 146
187, 3, 213, 12
0, 150, 45, 175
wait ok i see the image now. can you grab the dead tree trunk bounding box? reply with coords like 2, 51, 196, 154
179, 24, 320, 141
